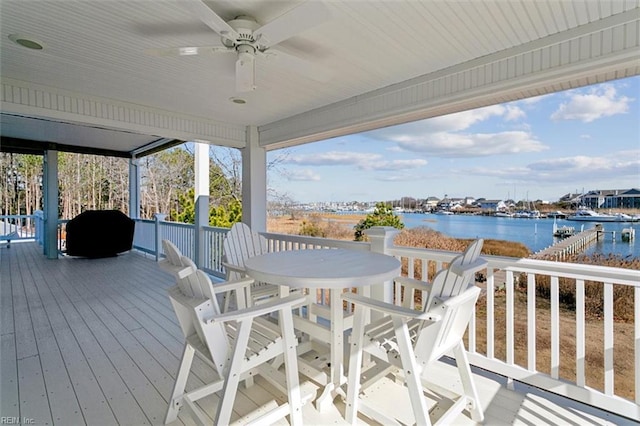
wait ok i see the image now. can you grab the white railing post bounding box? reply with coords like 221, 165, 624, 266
34, 210, 44, 245
154, 213, 167, 261
365, 226, 400, 305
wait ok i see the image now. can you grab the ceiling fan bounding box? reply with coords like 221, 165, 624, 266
146, 0, 332, 93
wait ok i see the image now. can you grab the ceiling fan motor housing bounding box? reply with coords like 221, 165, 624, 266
224, 16, 260, 49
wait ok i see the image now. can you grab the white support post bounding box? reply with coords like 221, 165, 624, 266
43, 149, 58, 259
154, 213, 167, 261
365, 226, 400, 307
194, 142, 210, 268
129, 157, 140, 219
241, 125, 267, 232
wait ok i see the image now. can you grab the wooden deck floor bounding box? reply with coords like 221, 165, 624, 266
1, 242, 632, 425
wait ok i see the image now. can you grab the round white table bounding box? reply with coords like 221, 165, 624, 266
244, 248, 401, 411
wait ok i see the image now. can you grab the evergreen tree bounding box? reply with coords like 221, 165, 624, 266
354, 202, 404, 241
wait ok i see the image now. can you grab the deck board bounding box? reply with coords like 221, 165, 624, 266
1, 242, 633, 425
1, 332, 20, 417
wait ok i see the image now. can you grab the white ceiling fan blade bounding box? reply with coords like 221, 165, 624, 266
145, 46, 231, 57
183, 0, 239, 40
265, 49, 332, 82
254, 1, 331, 47
236, 52, 256, 92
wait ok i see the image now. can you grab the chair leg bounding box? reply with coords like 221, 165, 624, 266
280, 308, 303, 426
453, 342, 484, 422
165, 343, 195, 424
215, 318, 253, 426
344, 305, 367, 425
392, 316, 432, 426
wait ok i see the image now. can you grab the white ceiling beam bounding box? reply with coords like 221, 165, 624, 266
1, 78, 247, 149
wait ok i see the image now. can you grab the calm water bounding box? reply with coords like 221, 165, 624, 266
399, 213, 638, 258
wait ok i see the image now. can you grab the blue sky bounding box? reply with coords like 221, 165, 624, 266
267, 76, 640, 204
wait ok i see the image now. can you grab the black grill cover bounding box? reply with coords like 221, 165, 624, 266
66, 210, 135, 258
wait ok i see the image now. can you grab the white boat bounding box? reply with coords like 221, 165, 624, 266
434, 210, 454, 215
622, 227, 635, 241
513, 209, 540, 219
567, 209, 628, 222
494, 211, 513, 217
547, 211, 567, 219
553, 224, 575, 238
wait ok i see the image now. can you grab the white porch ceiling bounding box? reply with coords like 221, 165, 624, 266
1, 0, 639, 156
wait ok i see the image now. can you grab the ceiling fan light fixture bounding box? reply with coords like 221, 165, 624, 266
235, 48, 255, 92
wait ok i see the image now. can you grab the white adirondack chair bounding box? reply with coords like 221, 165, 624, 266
161, 251, 311, 425
222, 222, 280, 308
342, 239, 487, 426
160, 239, 194, 279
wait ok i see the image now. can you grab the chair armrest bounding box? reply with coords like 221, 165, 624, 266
394, 276, 434, 293
222, 261, 246, 275
211, 277, 255, 294
449, 258, 487, 276
342, 293, 441, 322
206, 294, 309, 323
158, 259, 196, 279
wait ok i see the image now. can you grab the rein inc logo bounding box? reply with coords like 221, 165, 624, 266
1, 418, 34, 425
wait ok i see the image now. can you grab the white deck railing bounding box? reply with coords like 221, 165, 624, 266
0, 214, 38, 241
385, 244, 640, 421
201, 225, 228, 277
38, 216, 640, 421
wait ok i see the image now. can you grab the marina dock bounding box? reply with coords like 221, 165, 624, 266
532, 224, 605, 260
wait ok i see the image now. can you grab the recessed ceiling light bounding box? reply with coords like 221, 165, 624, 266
229, 97, 246, 105
8, 34, 44, 50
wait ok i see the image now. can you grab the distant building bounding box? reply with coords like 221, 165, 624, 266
479, 199, 506, 211
559, 193, 583, 206
422, 197, 440, 212
580, 188, 640, 209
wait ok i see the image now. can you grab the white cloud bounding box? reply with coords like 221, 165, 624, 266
365, 103, 542, 158
465, 150, 640, 183
373, 105, 509, 136
285, 169, 321, 181
285, 151, 380, 166
284, 151, 427, 171
375, 174, 423, 182
390, 131, 547, 157
365, 158, 428, 171
550, 84, 632, 123
505, 105, 526, 121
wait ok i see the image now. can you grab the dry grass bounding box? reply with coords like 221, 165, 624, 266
267, 213, 360, 237
473, 291, 635, 400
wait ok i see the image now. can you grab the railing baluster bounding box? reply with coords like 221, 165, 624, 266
487, 267, 495, 360
527, 273, 536, 371
604, 282, 614, 395
551, 276, 559, 379
408, 255, 415, 280
506, 270, 514, 366
576, 279, 586, 387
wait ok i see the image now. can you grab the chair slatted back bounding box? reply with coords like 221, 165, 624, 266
163, 239, 182, 267
415, 239, 485, 365
168, 265, 230, 377
425, 238, 484, 309
223, 222, 268, 279
414, 285, 481, 365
